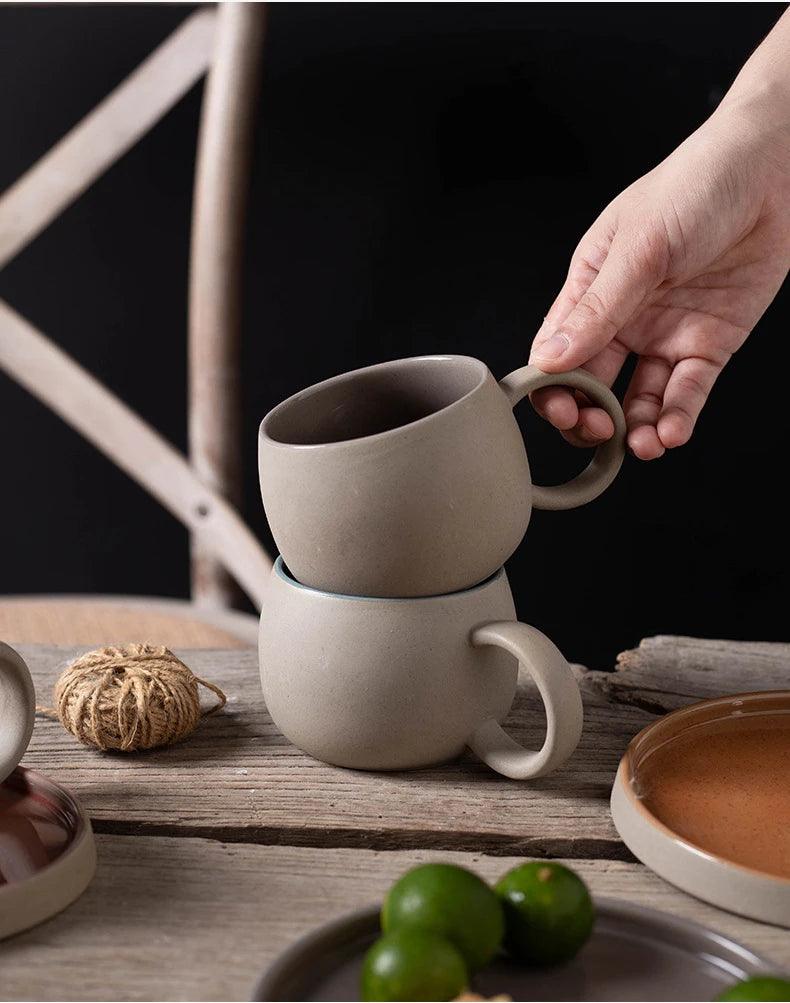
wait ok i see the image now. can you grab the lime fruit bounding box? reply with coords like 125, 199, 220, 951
382, 863, 505, 971
717, 977, 790, 1001
495, 861, 594, 966
360, 928, 469, 1002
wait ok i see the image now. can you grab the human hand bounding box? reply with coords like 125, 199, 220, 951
529, 96, 790, 460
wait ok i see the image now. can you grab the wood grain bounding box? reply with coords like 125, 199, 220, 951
0, 4, 273, 610
586, 635, 790, 713
20, 640, 779, 855
20, 645, 655, 857
188, 4, 266, 608
1, 837, 786, 1002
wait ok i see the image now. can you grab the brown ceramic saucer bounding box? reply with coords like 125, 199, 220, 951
611, 690, 790, 927
251, 899, 780, 1002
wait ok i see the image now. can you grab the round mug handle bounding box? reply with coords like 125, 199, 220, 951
467, 621, 583, 780
499, 364, 627, 511
0, 642, 36, 785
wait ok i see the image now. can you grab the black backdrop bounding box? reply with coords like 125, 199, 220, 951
1, 3, 787, 669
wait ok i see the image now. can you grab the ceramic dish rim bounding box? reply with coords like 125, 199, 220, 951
0, 764, 97, 939
273, 555, 506, 603
250, 895, 781, 1002
616, 689, 790, 887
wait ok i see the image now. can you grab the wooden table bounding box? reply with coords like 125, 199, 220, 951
3, 637, 789, 1001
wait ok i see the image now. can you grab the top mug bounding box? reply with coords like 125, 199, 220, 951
259, 355, 626, 597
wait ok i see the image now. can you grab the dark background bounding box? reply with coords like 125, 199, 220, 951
1, 3, 787, 670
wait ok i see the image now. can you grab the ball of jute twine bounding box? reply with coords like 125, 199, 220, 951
38, 644, 226, 752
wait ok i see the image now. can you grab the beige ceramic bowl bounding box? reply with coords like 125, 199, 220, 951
611, 690, 790, 927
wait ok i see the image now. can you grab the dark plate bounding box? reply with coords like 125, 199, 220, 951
252, 897, 781, 1002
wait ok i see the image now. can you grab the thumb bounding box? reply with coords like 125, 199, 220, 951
531, 231, 663, 372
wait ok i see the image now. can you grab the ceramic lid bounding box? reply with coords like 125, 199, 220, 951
0, 642, 96, 937
611, 690, 790, 927
0, 642, 35, 784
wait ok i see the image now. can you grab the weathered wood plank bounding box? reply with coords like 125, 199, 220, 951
1, 837, 787, 1002
19, 645, 654, 856
19, 639, 782, 854
586, 635, 790, 713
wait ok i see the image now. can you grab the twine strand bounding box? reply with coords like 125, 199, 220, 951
36, 644, 226, 751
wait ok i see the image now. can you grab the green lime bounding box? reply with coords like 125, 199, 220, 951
360, 928, 469, 1002
495, 861, 594, 966
382, 863, 504, 971
716, 977, 790, 1001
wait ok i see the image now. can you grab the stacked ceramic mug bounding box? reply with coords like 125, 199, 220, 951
258, 356, 626, 780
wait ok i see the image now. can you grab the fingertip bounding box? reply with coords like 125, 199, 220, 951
560, 428, 591, 448
578, 407, 614, 443
528, 354, 572, 374
531, 387, 579, 431
657, 411, 692, 449
628, 425, 666, 461
528, 333, 571, 371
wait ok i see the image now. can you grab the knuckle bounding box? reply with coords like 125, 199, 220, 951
622, 222, 670, 280
665, 402, 695, 424
675, 373, 709, 402
572, 290, 619, 338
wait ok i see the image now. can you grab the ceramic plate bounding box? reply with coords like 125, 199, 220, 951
0, 765, 96, 938
611, 690, 790, 927
252, 898, 779, 1002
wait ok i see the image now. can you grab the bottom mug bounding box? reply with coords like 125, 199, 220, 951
258, 558, 583, 779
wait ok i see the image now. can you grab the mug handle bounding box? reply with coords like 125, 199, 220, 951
467, 621, 583, 780
499, 364, 627, 510
0, 642, 36, 784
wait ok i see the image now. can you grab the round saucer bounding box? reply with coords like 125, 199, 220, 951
252, 898, 780, 1002
611, 690, 790, 927
0, 765, 96, 938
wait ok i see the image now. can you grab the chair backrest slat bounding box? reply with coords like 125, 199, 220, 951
0, 5, 273, 609
188, 4, 267, 609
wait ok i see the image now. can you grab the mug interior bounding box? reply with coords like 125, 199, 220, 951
262, 356, 486, 446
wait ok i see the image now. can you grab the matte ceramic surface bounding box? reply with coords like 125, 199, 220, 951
0, 765, 97, 938
258, 559, 583, 779
0, 641, 35, 784
259, 356, 626, 597
251, 899, 781, 1002
611, 691, 790, 927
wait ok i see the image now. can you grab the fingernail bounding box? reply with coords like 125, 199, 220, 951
531, 333, 569, 362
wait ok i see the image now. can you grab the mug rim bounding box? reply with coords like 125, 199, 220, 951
259, 354, 490, 450
274, 556, 505, 601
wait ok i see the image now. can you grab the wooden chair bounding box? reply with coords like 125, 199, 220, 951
0, 6, 272, 648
